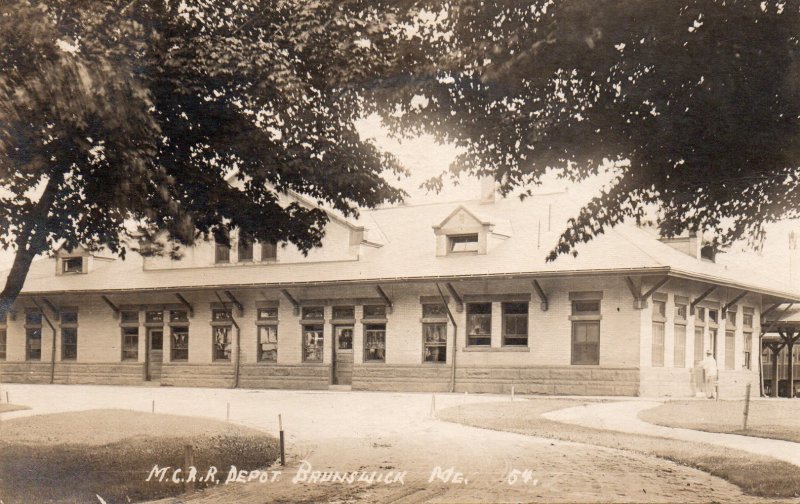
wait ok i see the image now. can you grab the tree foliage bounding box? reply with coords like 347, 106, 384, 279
0, 0, 407, 309
372, 0, 800, 259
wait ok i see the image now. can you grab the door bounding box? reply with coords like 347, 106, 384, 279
147, 329, 163, 381
333, 325, 353, 385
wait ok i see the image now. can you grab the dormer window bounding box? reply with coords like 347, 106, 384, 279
62, 257, 83, 274
700, 245, 716, 262
449, 234, 479, 253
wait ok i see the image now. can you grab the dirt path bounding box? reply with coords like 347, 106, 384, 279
0, 384, 783, 503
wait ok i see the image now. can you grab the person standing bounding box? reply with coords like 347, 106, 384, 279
701, 349, 718, 399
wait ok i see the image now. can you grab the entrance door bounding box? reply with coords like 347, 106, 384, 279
147, 329, 163, 381
333, 325, 353, 385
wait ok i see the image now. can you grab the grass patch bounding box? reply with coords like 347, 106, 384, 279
0, 409, 278, 503
639, 399, 800, 444
0, 403, 28, 413
438, 399, 800, 498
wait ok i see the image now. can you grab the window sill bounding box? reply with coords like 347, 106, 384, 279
569, 315, 602, 321
461, 346, 530, 352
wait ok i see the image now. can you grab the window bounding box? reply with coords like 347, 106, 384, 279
364, 324, 386, 361
571, 296, 601, 365
743, 331, 753, 370
674, 324, 687, 368
122, 327, 139, 361
337, 327, 353, 349
332, 306, 355, 320
725, 330, 735, 370
215, 239, 230, 264
170, 310, 189, 323
170, 326, 189, 361
696, 307, 706, 323
709, 328, 718, 359
701, 245, 716, 262
302, 306, 324, 320
62, 324, 78, 361
213, 326, 231, 361
449, 234, 479, 253
694, 326, 704, 363
743, 312, 754, 328
363, 305, 387, 319
708, 309, 718, 324
651, 299, 665, 367
145, 311, 164, 324
302, 325, 324, 362
572, 321, 600, 365
261, 241, 277, 261
466, 303, 491, 346
572, 301, 600, 315
725, 309, 736, 329
26, 310, 42, 361
258, 325, 278, 362
422, 303, 448, 318
674, 301, 687, 368
121, 310, 139, 324
62, 257, 83, 274
238, 234, 254, 262
502, 302, 528, 346
651, 322, 665, 367
0, 329, 6, 361
211, 308, 232, 361
257, 307, 278, 321
423, 323, 447, 363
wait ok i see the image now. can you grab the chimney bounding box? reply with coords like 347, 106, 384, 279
479, 176, 495, 204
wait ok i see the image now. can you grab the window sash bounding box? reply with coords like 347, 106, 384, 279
725, 330, 735, 370
572, 301, 600, 316
467, 303, 491, 346
652, 300, 667, 320
449, 234, 478, 252
502, 312, 528, 346
213, 325, 232, 361
0, 329, 6, 360
122, 327, 139, 361
61, 327, 78, 360
26, 328, 42, 361
303, 325, 324, 362
364, 324, 386, 362
62, 257, 83, 273
363, 305, 387, 319
261, 242, 277, 261
422, 303, 448, 318
332, 306, 355, 320
302, 306, 325, 320
743, 331, 753, 370
571, 321, 599, 365
60, 311, 78, 325
238, 237, 254, 262
258, 325, 278, 362
423, 323, 447, 363
651, 322, 665, 367
170, 327, 189, 361
145, 311, 164, 324
120, 310, 139, 324
215, 242, 230, 263
674, 324, 686, 368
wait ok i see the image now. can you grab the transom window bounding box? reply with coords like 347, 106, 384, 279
211, 308, 232, 322
467, 303, 491, 346
332, 306, 355, 320
422, 303, 448, 318
572, 301, 600, 315
652, 300, 666, 319
502, 302, 528, 346
743, 312, 754, 328
60, 310, 78, 325
170, 310, 189, 323
708, 309, 718, 324
363, 305, 387, 319
364, 324, 386, 362
146, 311, 164, 324
257, 307, 278, 321
675, 303, 688, 321
448, 234, 478, 253
120, 310, 139, 324
302, 306, 324, 320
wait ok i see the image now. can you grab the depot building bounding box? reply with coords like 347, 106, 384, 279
1, 186, 796, 397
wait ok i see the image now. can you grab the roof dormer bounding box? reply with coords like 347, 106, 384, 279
433, 205, 496, 256
55, 245, 107, 275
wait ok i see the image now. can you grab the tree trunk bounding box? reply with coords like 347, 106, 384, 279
0, 174, 62, 315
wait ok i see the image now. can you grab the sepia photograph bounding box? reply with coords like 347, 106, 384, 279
1, 1, 799, 503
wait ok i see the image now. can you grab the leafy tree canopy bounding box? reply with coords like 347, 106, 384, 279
372, 0, 800, 259
0, 0, 409, 308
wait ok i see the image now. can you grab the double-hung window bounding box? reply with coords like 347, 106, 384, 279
651, 298, 666, 367
466, 303, 491, 346
60, 309, 78, 361
211, 308, 233, 361
502, 302, 528, 346
256, 306, 278, 362
570, 294, 601, 365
